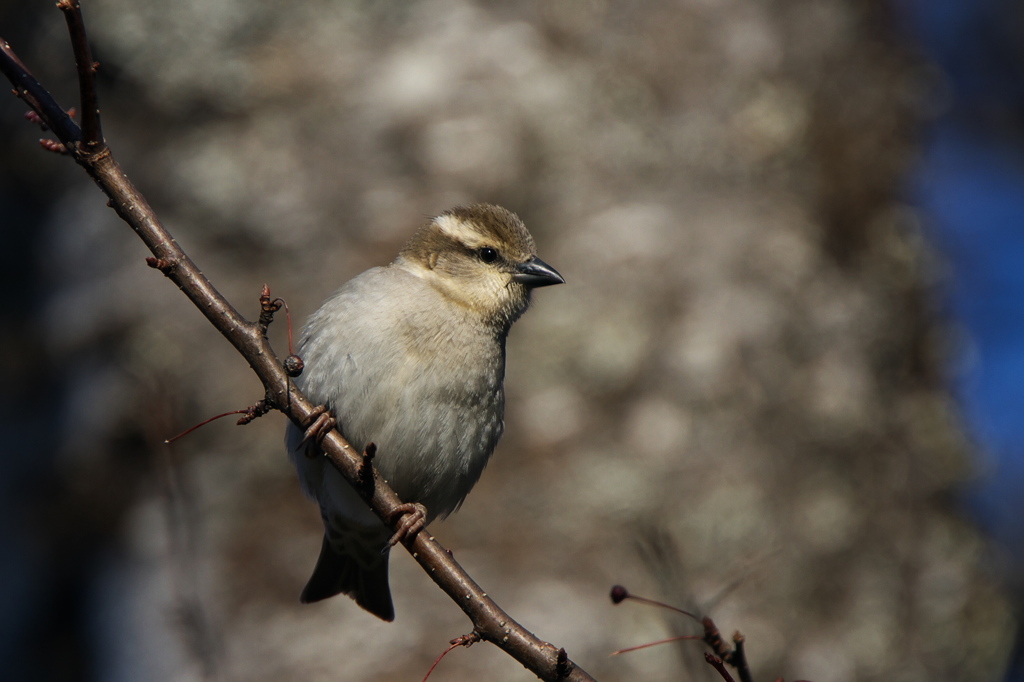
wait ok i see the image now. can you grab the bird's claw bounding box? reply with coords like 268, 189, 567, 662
300, 405, 337, 453
386, 502, 428, 548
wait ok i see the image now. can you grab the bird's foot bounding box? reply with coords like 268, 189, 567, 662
387, 502, 428, 548
300, 405, 337, 453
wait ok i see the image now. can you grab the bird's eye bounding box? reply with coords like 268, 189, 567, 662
478, 247, 499, 264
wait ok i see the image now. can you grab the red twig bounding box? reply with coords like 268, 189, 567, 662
610, 584, 700, 621
610, 635, 702, 656
164, 409, 251, 444
164, 396, 272, 443
284, 298, 295, 356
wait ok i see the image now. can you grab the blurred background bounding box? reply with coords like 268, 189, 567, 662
1, 0, 1023, 680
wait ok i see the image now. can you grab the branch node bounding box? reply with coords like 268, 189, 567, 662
146, 256, 178, 275
284, 354, 304, 377
703, 616, 728, 657
453, 632, 481, 648
257, 284, 284, 334
420, 632, 481, 682
556, 647, 571, 679
236, 398, 272, 425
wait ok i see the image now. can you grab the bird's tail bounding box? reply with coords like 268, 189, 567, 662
300, 534, 395, 621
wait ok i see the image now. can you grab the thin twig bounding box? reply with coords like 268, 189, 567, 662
610, 635, 702, 656
56, 0, 102, 146
0, 39, 82, 144
609, 585, 700, 621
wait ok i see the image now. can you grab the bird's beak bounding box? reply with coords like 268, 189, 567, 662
513, 256, 565, 288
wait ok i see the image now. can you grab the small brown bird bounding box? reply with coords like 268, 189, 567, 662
286, 204, 563, 620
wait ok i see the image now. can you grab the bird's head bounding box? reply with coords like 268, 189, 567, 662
397, 204, 564, 331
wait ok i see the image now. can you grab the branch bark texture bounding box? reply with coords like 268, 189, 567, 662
0, 7, 595, 682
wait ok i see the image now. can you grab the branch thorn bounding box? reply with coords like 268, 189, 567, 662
359, 442, 376, 492
556, 647, 571, 679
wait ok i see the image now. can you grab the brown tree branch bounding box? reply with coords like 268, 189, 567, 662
0, 16, 595, 682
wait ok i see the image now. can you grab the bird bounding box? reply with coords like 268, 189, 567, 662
285, 203, 564, 621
